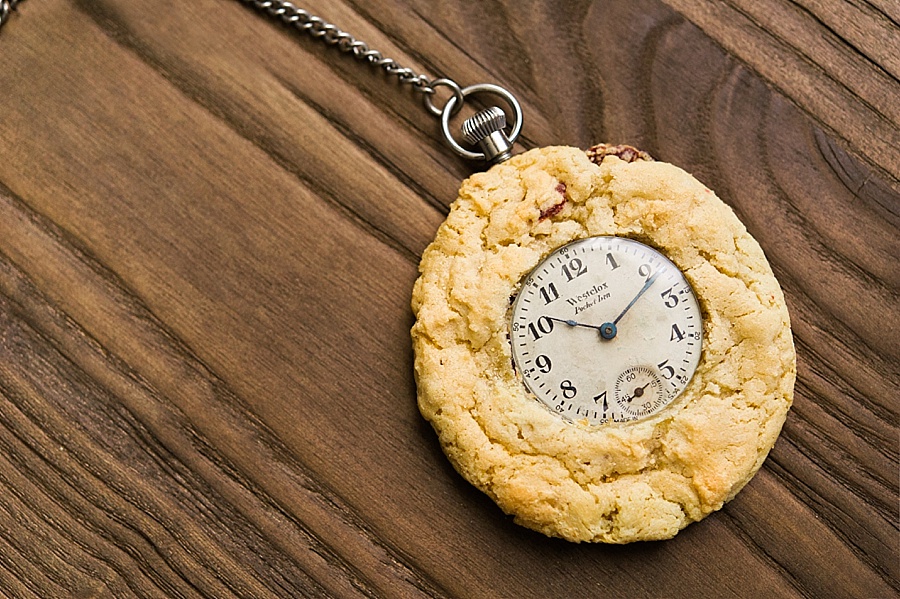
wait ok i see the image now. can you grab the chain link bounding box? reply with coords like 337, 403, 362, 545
0, 0, 25, 31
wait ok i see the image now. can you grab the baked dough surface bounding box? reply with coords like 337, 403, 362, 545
411, 146, 795, 543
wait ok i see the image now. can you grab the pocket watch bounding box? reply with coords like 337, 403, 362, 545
510, 236, 703, 426
410, 141, 795, 543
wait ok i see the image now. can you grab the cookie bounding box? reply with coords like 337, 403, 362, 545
411, 146, 795, 543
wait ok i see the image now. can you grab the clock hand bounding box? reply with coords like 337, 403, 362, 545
598, 270, 661, 339
622, 381, 652, 403
613, 270, 660, 325
544, 316, 605, 332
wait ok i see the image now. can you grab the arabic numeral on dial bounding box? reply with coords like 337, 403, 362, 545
606, 252, 619, 270
658, 359, 675, 380
562, 258, 587, 281
638, 263, 652, 277
661, 287, 679, 308
560, 380, 577, 399
535, 354, 552, 373
670, 323, 685, 342
527, 316, 555, 340
539, 282, 559, 305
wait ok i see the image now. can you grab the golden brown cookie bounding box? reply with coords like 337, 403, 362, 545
411, 146, 795, 543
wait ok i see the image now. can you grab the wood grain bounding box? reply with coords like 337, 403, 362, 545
659, 0, 900, 182
0, 0, 896, 597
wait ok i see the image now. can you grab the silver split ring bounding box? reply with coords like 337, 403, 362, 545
423, 78, 464, 118
440, 83, 523, 161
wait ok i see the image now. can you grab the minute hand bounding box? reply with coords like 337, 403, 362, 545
612, 270, 660, 326
596, 271, 660, 340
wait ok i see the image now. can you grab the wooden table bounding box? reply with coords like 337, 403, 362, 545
0, 1, 897, 597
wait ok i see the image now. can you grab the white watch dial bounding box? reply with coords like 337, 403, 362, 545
510, 236, 702, 425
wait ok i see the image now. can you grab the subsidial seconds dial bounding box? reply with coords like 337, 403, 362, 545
510, 237, 702, 425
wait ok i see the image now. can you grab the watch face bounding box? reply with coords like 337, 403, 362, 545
509, 236, 703, 426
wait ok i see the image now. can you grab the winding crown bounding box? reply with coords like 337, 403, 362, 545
461, 106, 506, 144
460, 106, 514, 164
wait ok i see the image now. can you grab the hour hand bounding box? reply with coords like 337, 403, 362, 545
545, 316, 605, 332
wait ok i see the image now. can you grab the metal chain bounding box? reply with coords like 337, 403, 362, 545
238, 0, 465, 117
0, 0, 25, 31
240, 0, 431, 90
